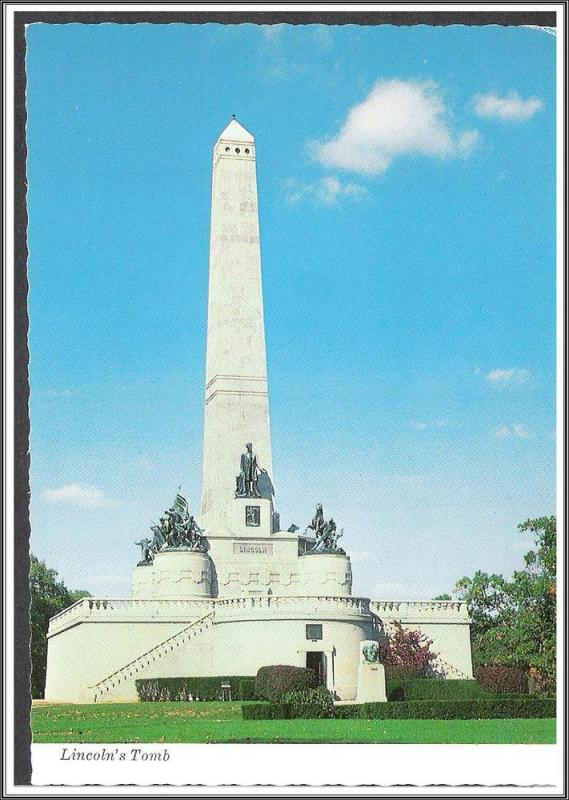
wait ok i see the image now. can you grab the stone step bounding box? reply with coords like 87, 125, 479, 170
91, 612, 213, 702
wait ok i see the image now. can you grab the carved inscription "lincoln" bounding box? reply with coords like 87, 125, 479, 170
233, 542, 273, 555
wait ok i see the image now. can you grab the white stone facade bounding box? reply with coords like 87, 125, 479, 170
44, 595, 472, 703
44, 120, 473, 704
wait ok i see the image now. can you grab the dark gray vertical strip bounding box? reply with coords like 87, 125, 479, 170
13, 13, 32, 788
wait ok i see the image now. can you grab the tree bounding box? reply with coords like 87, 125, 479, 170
30, 555, 90, 698
455, 516, 556, 693
433, 593, 452, 601
378, 621, 437, 676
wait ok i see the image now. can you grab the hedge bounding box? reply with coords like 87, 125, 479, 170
474, 665, 529, 694
243, 698, 555, 720
386, 679, 490, 702
333, 698, 555, 720
255, 665, 317, 702
242, 702, 313, 720
281, 687, 334, 719
136, 676, 254, 702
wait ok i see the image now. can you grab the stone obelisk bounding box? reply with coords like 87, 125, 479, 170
200, 119, 274, 534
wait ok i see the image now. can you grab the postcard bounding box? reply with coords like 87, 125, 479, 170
4, 4, 564, 794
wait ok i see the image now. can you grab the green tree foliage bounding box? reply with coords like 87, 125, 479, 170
30, 555, 90, 698
433, 593, 452, 601
455, 516, 556, 693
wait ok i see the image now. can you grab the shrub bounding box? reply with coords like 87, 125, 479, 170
475, 665, 529, 694
529, 666, 556, 696
254, 665, 317, 702
135, 676, 254, 702
386, 679, 490, 702
238, 678, 257, 701
378, 622, 437, 677
281, 687, 334, 719
334, 698, 555, 720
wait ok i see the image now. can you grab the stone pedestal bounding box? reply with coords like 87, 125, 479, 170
298, 551, 352, 596
229, 496, 275, 538
355, 640, 387, 703
131, 549, 214, 599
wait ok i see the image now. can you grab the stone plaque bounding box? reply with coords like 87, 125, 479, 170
233, 542, 273, 555
245, 505, 260, 526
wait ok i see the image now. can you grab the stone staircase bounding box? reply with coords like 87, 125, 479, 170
91, 611, 214, 703
379, 619, 471, 680
427, 652, 470, 680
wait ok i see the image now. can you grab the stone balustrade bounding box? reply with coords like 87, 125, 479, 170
371, 600, 470, 623
48, 595, 469, 638
47, 597, 215, 636
214, 594, 371, 622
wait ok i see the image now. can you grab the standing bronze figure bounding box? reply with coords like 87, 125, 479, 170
235, 443, 267, 498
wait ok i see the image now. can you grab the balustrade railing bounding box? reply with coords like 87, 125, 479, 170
48, 595, 469, 637
48, 597, 215, 635
371, 600, 469, 619
214, 594, 371, 618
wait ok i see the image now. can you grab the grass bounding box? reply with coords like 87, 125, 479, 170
32, 701, 556, 744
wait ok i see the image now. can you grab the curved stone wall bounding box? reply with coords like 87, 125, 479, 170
297, 552, 352, 596
212, 596, 373, 700
131, 550, 214, 599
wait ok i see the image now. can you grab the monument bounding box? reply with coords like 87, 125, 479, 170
44, 119, 473, 703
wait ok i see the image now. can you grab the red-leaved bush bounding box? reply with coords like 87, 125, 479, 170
378, 622, 437, 677
474, 665, 529, 694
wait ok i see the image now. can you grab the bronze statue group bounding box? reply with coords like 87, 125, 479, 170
305, 503, 345, 554
135, 492, 205, 565
135, 445, 346, 565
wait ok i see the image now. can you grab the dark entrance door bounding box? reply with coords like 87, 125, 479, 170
306, 651, 325, 686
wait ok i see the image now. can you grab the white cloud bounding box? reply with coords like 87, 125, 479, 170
284, 175, 365, 205
473, 92, 543, 122
494, 424, 531, 440
486, 368, 530, 385
312, 79, 479, 176
41, 483, 117, 509
512, 424, 531, 439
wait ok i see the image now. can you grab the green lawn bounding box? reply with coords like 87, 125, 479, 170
32, 701, 555, 744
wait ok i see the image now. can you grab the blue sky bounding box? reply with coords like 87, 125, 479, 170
26, 22, 556, 599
